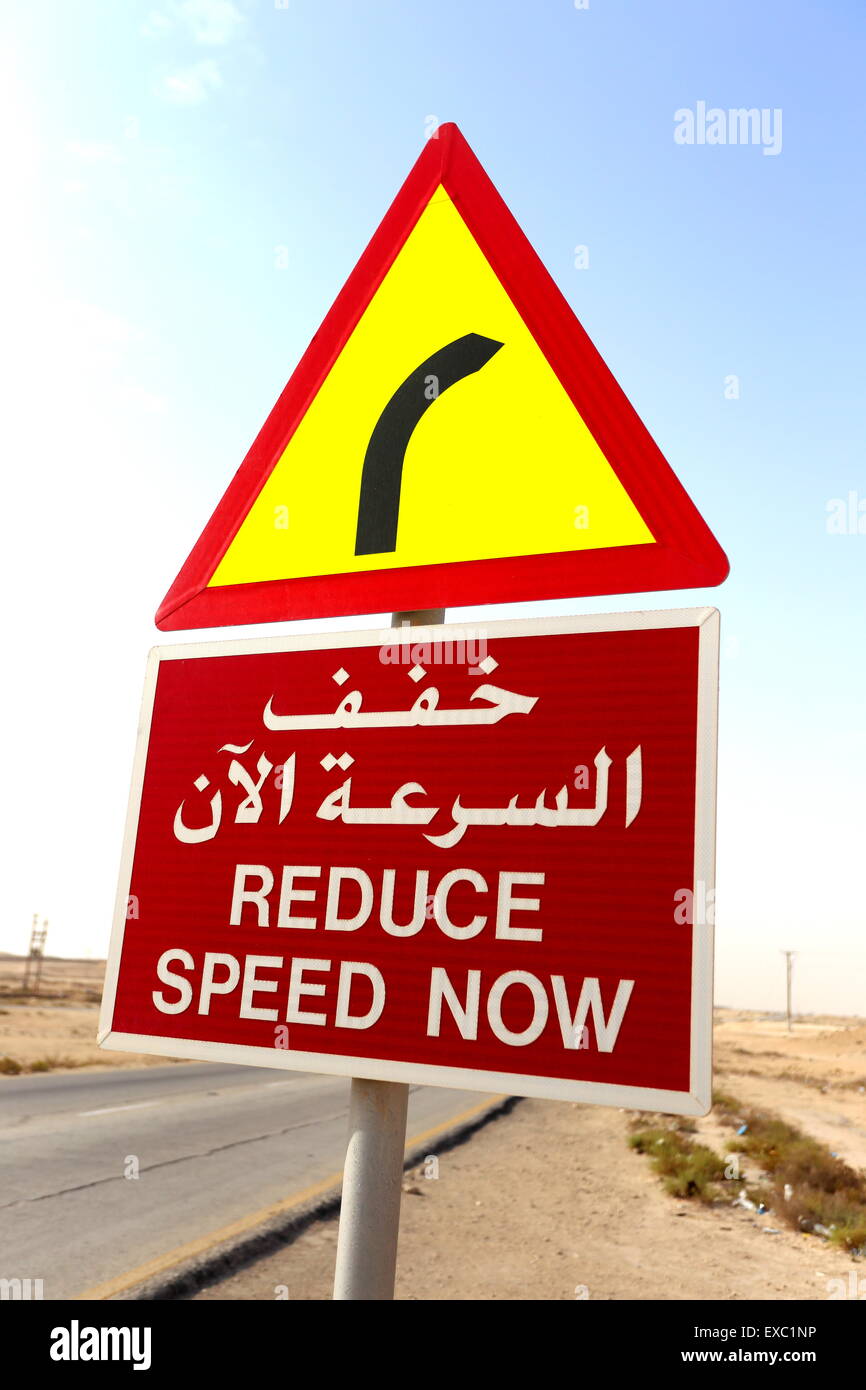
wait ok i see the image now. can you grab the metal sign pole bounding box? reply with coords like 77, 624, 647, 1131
332, 607, 445, 1301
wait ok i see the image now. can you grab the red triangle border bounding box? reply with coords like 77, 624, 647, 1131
156, 123, 728, 630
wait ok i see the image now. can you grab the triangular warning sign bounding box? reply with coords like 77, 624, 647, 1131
156, 124, 728, 630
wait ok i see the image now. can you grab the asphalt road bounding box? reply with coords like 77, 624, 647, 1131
0, 1063, 494, 1299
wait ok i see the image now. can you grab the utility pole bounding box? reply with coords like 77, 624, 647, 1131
781, 950, 796, 1032
23, 916, 48, 996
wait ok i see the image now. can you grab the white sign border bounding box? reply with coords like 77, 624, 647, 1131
99, 606, 719, 1117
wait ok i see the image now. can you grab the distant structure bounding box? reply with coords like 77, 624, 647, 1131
781, 950, 797, 1032
23, 915, 48, 995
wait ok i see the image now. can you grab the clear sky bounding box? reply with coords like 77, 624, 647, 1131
1, 0, 863, 1015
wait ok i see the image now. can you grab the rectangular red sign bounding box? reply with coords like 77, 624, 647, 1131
99, 609, 719, 1114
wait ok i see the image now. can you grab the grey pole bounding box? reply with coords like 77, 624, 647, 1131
782, 950, 796, 1033
332, 1076, 410, 1300
332, 607, 446, 1301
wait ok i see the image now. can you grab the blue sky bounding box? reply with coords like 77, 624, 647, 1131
1, 0, 864, 1014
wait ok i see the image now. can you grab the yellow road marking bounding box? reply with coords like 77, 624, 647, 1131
400, 1094, 507, 1154
74, 1093, 506, 1301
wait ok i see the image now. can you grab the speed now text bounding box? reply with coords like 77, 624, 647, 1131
151, 862, 633, 1050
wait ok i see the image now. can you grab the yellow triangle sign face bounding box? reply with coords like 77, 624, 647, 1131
212, 187, 652, 587
156, 125, 727, 629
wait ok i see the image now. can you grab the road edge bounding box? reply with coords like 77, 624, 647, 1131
108, 1093, 521, 1301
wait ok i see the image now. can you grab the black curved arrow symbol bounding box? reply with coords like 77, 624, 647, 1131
354, 332, 504, 556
